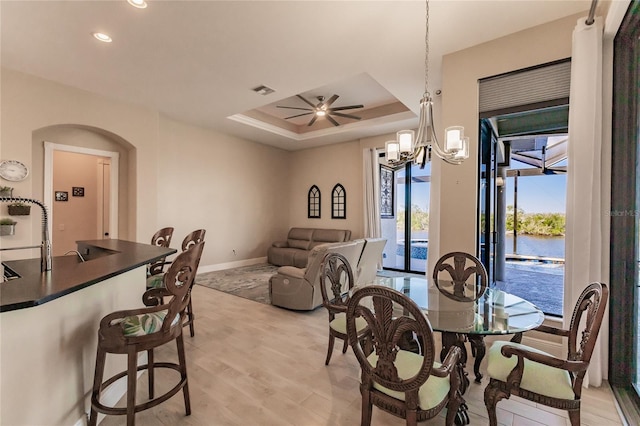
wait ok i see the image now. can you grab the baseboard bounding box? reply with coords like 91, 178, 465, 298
74, 352, 148, 426
198, 256, 268, 273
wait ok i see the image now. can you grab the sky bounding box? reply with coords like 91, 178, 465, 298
394, 162, 566, 214
505, 173, 567, 214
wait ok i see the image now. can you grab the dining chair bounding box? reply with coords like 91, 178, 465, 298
147, 227, 174, 277
147, 229, 206, 337
432, 251, 488, 386
346, 285, 466, 426
432, 251, 488, 303
318, 252, 368, 365
89, 241, 205, 426
484, 282, 609, 426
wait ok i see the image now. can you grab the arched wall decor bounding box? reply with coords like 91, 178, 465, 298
331, 183, 346, 219
308, 185, 321, 218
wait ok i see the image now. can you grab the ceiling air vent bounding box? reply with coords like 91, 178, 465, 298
252, 85, 275, 96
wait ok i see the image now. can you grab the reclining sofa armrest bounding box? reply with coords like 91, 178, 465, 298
275, 266, 306, 280
272, 240, 289, 248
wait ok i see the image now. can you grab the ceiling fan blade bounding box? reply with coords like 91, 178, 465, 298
308, 115, 318, 126
297, 95, 317, 108
276, 106, 313, 111
323, 94, 339, 108
329, 105, 364, 112
331, 112, 361, 120
284, 112, 313, 119
327, 115, 340, 127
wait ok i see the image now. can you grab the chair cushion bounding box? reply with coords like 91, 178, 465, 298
330, 312, 367, 334
487, 340, 574, 400
366, 350, 450, 410
114, 310, 179, 337
146, 274, 165, 289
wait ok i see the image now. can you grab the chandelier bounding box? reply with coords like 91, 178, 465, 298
385, 0, 469, 168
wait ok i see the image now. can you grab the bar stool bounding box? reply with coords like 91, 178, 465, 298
147, 226, 174, 277
146, 229, 206, 337
89, 241, 205, 426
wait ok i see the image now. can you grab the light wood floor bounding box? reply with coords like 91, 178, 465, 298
99, 285, 625, 426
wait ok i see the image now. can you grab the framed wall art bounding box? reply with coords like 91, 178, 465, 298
55, 191, 68, 202
331, 183, 346, 219
308, 185, 321, 218
380, 165, 394, 218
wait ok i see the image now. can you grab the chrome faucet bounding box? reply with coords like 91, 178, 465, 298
64, 250, 86, 263
0, 197, 52, 271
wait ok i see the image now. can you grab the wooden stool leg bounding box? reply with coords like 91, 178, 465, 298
187, 299, 195, 337
127, 347, 138, 426
176, 333, 191, 415
89, 346, 107, 426
147, 349, 154, 399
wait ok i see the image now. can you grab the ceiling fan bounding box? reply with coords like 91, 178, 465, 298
277, 94, 363, 127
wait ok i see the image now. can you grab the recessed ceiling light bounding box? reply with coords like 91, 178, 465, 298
127, 0, 148, 9
92, 32, 112, 43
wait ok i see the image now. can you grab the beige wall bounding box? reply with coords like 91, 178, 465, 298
430, 13, 580, 273
156, 117, 290, 263
1, 68, 159, 255
33, 125, 132, 241
288, 140, 364, 238
0, 68, 292, 268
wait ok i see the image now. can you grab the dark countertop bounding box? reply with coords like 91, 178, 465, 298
1, 239, 176, 312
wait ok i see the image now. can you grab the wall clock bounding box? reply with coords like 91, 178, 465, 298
0, 160, 29, 182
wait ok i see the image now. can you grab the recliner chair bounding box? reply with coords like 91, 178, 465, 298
269, 240, 363, 310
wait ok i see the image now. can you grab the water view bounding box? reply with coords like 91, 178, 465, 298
505, 234, 565, 258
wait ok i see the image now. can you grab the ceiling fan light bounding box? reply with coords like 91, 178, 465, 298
316, 110, 326, 117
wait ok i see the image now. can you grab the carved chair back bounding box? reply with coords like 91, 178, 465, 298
432, 251, 488, 302
149, 227, 175, 276
346, 285, 464, 425
565, 282, 609, 390
319, 252, 356, 319
181, 229, 206, 252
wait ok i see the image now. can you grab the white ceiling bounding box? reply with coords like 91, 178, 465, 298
0, 0, 592, 151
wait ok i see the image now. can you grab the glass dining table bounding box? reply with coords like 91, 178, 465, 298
371, 275, 545, 388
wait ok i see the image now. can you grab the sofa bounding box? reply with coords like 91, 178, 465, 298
269, 238, 387, 311
267, 227, 352, 268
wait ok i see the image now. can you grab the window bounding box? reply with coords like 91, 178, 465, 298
331, 183, 346, 219
308, 185, 321, 218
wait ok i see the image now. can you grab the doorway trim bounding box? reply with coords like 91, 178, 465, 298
44, 142, 119, 241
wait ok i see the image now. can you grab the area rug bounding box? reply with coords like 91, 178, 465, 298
195, 264, 424, 306
195, 263, 278, 305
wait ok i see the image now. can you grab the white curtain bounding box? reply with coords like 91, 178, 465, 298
565, 16, 608, 387
363, 148, 382, 238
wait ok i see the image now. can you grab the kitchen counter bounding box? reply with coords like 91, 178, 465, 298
1, 239, 176, 312
0, 239, 177, 425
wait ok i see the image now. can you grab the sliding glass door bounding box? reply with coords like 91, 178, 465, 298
610, 2, 640, 422
381, 162, 431, 274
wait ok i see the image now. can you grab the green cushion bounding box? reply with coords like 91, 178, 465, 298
115, 310, 179, 337
146, 274, 165, 289
366, 350, 450, 410
487, 340, 574, 400
330, 312, 367, 334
